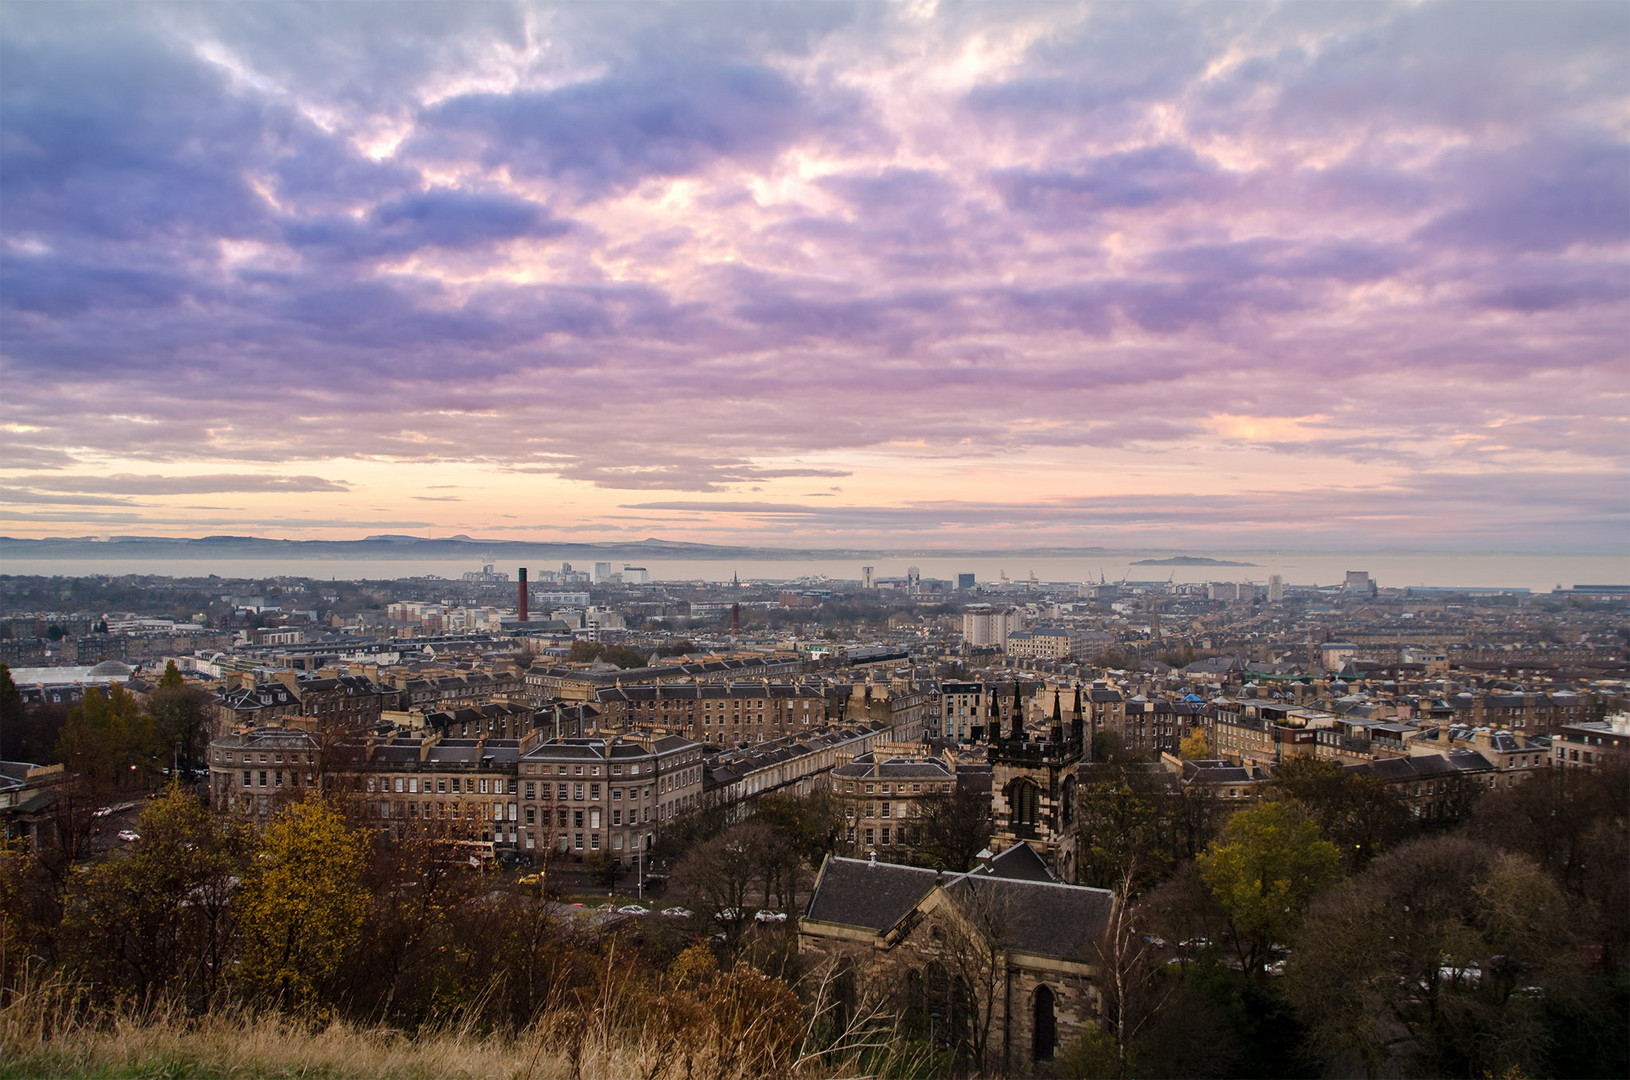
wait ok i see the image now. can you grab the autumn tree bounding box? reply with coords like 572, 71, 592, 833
1286, 834, 1581, 1079
1198, 801, 1342, 977
235, 796, 369, 1010
1178, 726, 1211, 759
61, 785, 253, 1007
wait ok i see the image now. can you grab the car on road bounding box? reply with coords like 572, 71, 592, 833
116, 830, 141, 843
617, 904, 651, 916
660, 907, 693, 918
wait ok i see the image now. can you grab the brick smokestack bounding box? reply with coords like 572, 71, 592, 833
518, 567, 528, 623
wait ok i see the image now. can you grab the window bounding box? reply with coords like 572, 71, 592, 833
438, 779, 447, 793
590, 784, 600, 800
408, 778, 418, 794
865, 828, 874, 845
558, 783, 568, 799
589, 833, 600, 850
242, 771, 251, 787
258, 771, 268, 787
525, 782, 535, 800
573, 810, 583, 828
480, 779, 489, 795
613, 809, 622, 825
574, 784, 584, 801
394, 778, 404, 793
612, 788, 622, 801
590, 809, 601, 828
881, 827, 890, 844
574, 833, 583, 850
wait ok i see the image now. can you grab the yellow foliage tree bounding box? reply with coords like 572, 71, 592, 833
235, 796, 368, 1010
1178, 727, 1211, 759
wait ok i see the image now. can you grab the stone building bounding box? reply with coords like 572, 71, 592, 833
828, 748, 959, 862
208, 728, 704, 861
799, 844, 1114, 1075
989, 684, 1085, 882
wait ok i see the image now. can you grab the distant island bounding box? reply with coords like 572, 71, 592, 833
1132, 556, 1258, 567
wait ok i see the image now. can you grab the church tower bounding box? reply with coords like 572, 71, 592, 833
988, 680, 1084, 882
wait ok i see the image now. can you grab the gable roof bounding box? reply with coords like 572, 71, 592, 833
803, 850, 1115, 964
804, 857, 940, 931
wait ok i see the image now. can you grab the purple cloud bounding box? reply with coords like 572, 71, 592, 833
0, 2, 1623, 552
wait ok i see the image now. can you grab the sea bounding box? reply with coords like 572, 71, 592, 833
2, 551, 1626, 594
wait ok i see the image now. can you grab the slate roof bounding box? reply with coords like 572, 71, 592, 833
941, 874, 1114, 961
804, 858, 941, 931
976, 841, 1055, 882
804, 846, 1116, 964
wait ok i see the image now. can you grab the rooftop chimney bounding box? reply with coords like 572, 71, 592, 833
518, 568, 528, 623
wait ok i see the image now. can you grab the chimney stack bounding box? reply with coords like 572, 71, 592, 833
517, 568, 528, 622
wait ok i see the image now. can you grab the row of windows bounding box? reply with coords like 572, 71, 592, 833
844, 781, 948, 795
241, 770, 311, 788
221, 751, 312, 765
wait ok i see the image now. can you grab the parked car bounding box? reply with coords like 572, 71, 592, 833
116, 830, 141, 843
755, 909, 787, 923
617, 904, 651, 916
660, 907, 693, 919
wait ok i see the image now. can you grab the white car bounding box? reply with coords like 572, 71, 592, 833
660, 907, 693, 919
755, 909, 787, 923
617, 904, 650, 916
116, 830, 141, 843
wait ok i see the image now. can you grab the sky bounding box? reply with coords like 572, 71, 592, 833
2, 1, 1626, 553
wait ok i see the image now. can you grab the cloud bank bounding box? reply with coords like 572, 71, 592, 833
1, 1, 1625, 550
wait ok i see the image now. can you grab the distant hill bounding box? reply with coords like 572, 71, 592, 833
0, 534, 1139, 562
1132, 555, 1258, 567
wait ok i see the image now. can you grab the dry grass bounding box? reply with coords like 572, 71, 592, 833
0, 959, 915, 1080
0, 979, 660, 1080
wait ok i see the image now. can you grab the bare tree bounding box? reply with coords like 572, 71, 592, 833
1092, 859, 1173, 1077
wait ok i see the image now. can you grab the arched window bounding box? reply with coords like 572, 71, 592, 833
1061, 776, 1076, 827
1008, 778, 1040, 827
1033, 984, 1056, 1061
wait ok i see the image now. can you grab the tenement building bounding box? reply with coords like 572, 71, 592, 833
208, 728, 703, 859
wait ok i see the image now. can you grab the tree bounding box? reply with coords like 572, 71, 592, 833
674, 825, 770, 950
751, 790, 844, 869
1286, 835, 1580, 1079
1092, 860, 1174, 1077
146, 661, 212, 773
910, 786, 991, 872
1269, 756, 1410, 870
1466, 757, 1629, 966
1075, 763, 1170, 890
56, 684, 157, 792
1197, 802, 1342, 977
0, 665, 26, 760
235, 796, 369, 1009
1178, 726, 1211, 760
61, 785, 253, 1007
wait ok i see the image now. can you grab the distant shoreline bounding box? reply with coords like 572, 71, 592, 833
1131, 556, 1258, 567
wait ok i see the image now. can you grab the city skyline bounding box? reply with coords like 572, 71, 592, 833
2, 2, 1626, 553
